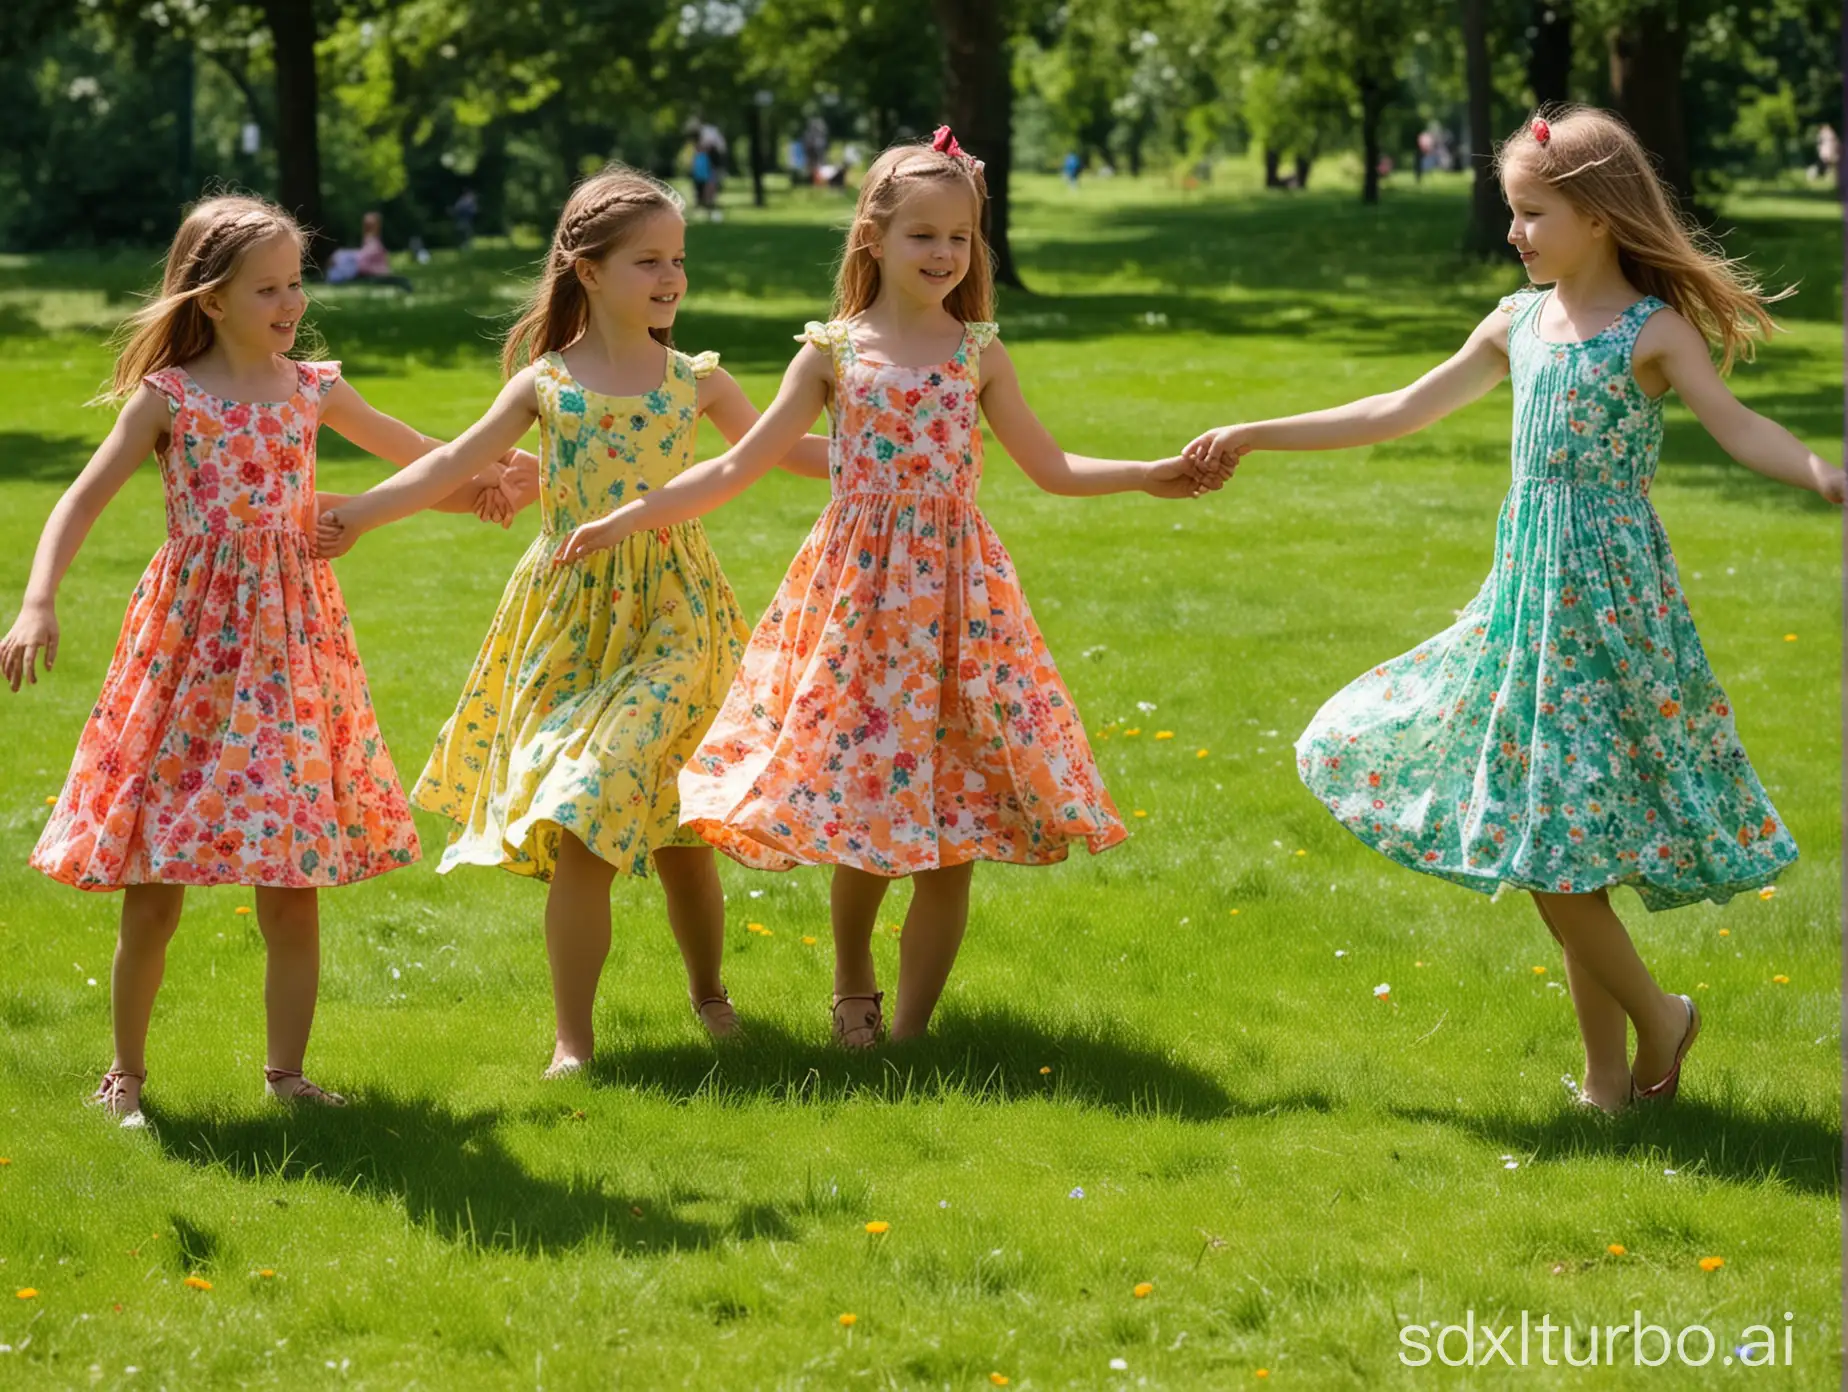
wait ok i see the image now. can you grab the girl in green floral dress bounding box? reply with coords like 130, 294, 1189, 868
1185, 107, 1844, 1115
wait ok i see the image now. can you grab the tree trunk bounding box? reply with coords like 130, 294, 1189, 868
934, 0, 1024, 289
1264, 147, 1284, 187
1359, 77, 1384, 204
1461, 0, 1509, 257
259, 0, 327, 268
1294, 153, 1313, 188
1527, 0, 1573, 107
1608, 6, 1693, 206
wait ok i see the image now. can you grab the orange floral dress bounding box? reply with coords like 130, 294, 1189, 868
30, 361, 420, 890
678, 319, 1126, 876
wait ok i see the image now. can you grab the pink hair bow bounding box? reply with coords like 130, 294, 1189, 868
930, 124, 986, 175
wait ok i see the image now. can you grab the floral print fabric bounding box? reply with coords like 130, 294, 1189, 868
678, 319, 1127, 876
32, 361, 420, 889
1296, 292, 1796, 909
414, 349, 750, 880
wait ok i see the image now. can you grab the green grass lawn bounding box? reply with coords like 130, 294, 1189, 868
0, 167, 1840, 1389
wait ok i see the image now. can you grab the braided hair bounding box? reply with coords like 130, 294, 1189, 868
502, 165, 685, 376
107, 195, 307, 401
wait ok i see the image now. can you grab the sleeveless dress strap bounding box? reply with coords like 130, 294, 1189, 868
299, 360, 343, 401
964, 321, 999, 349
796, 320, 851, 361
142, 367, 187, 410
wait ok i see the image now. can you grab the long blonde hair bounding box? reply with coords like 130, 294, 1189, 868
1495, 105, 1784, 371
502, 165, 684, 376
107, 195, 306, 401
834, 139, 995, 324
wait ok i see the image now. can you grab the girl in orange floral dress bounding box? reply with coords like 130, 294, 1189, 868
0, 196, 523, 1123
554, 129, 1219, 1046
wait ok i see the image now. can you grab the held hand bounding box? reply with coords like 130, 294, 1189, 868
0, 602, 59, 692
315, 507, 359, 559
1144, 455, 1223, 500
1182, 424, 1251, 483
495, 452, 542, 520
552, 508, 638, 567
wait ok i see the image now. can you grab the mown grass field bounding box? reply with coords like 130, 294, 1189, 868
0, 166, 1840, 1388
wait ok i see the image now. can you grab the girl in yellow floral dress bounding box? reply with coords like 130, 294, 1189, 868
554, 131, 1215, 1047
318, 167, 825, 1075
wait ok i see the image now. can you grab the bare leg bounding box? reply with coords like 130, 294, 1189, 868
830, 866, 893, 1045
1532, 889, 1690, 1094
255, 886, 321, 1076
830, 865, 890, 1001
889, 862, 975, 1040
1532, 893, 1629, 1110
544, 831, 616, 1071
105, 885, 186, 1113
653, 845, 736, 1035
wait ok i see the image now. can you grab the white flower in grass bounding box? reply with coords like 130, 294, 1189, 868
1136, 701, 1158, 714
1109, 1357, 1128, 1370
1068, 1187, 1086, 1199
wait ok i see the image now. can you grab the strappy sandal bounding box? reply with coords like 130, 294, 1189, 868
1632, 994, 1700, 1105
831, 991, 885, 1051
88, 1068, 146, 1123
263, 1067, 348, 1107
693, 989, 741, 1039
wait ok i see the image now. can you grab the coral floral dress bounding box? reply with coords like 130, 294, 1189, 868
678, 318, 1126, 876
31, 360, 420, 890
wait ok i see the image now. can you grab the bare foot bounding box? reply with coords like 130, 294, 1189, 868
544, 1045, 587, 1080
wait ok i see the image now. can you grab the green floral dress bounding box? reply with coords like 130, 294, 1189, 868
414, 349, 750, 880
1297, 291, 1796, 909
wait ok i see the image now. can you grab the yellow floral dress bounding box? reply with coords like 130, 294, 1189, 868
414, 348, 750, 879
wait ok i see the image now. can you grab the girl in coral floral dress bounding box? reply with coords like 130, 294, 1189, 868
0, 196, 520, 1122
554, 130, 1217, 1046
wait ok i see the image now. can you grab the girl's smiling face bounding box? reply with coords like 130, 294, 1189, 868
581, 207, 688, 333
871, 182, 975, 308
203, 229, 306, 353
1503, 162, 1605, 284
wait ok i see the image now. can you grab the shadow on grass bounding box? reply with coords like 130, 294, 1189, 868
1388, 1097, 1842, 1198
145, 1093, 725, 1256
0, 431, 94, 484
591, 1007, 1327, 1122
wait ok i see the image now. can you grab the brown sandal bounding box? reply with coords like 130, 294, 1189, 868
831, 991, 885, 1050
89, 1067, 146, 1122
264, 1067, 348, 1107
693, 989, 741, 1038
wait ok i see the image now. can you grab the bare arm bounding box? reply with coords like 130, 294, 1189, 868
1184, 308, 1512, 471
697, 363, 831, 479
320, 377, 503, 515
1639, 311, 1844, 502
978, 339, 1201, 498
553, 346, 832, 565
316, 371, 541, 556
0, 387, 167, 690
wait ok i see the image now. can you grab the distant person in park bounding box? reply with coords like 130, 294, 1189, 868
327, 211, 414, 290
1812, 124, 1839, 185
451, 187, 479, 246
546, 127, 1220, 1048
690, 122, 728, 221
1186, 105, 1845, 1117
314, 165, 831, 1076
0, 195, 531, 1124
1063, 150, 1082, 186
787, 136, 808, 188
802, 115, 829, 187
